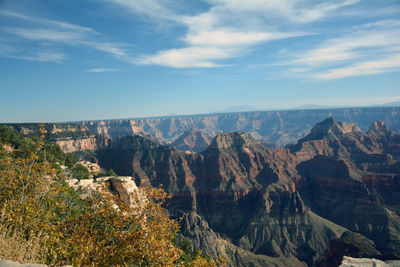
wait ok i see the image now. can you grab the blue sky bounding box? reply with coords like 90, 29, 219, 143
0, 0, 399, 122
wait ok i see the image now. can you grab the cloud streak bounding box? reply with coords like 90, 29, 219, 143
0, 11, 126, 63
86, 68, 118, 73
0, 10, 99, 34
311, 55, 400, 80
136, 46, 233, 68
276, 19, 400, 79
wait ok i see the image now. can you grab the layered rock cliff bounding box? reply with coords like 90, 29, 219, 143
5, 123, 110, 153
171, 129, 211, 153
292, 120, 400, 258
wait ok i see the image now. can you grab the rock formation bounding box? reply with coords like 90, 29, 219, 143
339, 256, 400, 267
5, 123, 110, 153
171, 129, 211, 153
89, 117, 400, 266
66, 176, 142, 208
55, 135, 109, 153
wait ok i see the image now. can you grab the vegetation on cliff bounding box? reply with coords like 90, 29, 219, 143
0, 125, 217, 266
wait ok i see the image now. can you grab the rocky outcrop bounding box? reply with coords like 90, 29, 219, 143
77, 161, 101, 176
171, 129, 211, 153
81, 107, 400, 147
6, 123, 111, 153
316, 231, 382, 267
55, 135, 109, 153
339, 256, 400, 267
66, 176, 141, 208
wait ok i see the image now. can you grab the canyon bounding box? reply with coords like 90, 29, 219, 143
4, 107, 400, 266
88, 117, 400, 266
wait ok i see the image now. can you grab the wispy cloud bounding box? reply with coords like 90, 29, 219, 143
107, 0, 346, 68
0, 11, 126, 63
80, 41, 126, 57
2, 27, 86, 42
0, 10, 99, 34
184, 30, 304, 47
86, 68, 118, 73
136, 46, 233, 68
7, 51, 66, 63
311, 55, 400, 80
212, 0, 361, 24
276, 19, 400, 79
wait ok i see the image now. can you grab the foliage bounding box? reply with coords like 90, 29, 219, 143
94, 167, 107, 178
3, 123, 93, 141
107, 168, 116, 176
0, 125, 217, 266
0, 125, 90, 180
70, 163, 91, 180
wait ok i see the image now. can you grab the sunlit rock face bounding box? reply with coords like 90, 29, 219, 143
339, 256, 400, 267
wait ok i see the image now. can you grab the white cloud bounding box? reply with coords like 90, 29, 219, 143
136, 46, 232, 68
86, 68, 118, 73
104, 0, 178, 22
1, 50, 66, 63
80, 41, 126, 57
311, 55, 400, 80
206, 0, 360, 24
185, 30, 303, 47
22, 51, 66, 63
0, 11, 126, 63
106, 0, 329, 68
278, 19, 400, 79
2, 27, 85, 42
0, 10, 99, 34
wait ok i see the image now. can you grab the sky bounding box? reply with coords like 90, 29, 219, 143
0, 0, 400, 122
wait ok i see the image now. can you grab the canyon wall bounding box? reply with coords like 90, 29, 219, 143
81, 107, 400, 146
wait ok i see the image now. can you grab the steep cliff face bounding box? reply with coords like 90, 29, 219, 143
316, 231, 382, 267
293, 118, 400, 257
171, 129, 211, 153
5, 123, 110, 153
55, 135, 110, 153
93, 131, 349, 265
81, 107, 400, 146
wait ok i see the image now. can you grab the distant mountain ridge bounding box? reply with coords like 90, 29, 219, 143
5, 107, 400, 154
81, 107, 400, 147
